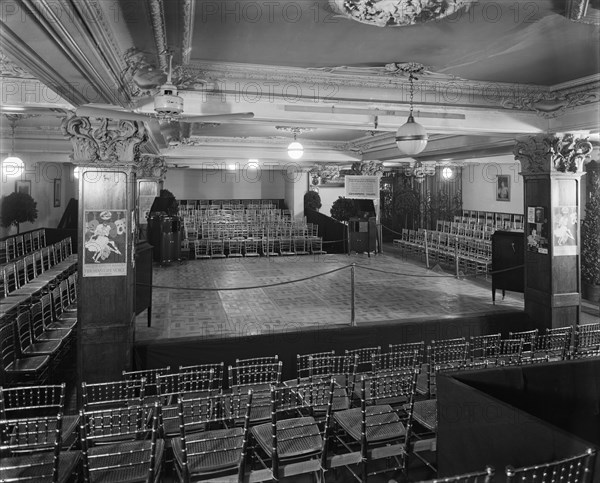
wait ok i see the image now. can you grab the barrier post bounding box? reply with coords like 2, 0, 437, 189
455, 238, 460, 278
350, 263, 356, 327
424, 229, 430, 269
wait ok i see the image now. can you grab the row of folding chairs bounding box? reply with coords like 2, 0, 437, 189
415, 448, 596, 482
0, 239, 74, 300
0, 273, 78, 386
437, 220, 495, 239
180, 199, 280, 209
393, 229, 492, 274
2, 403, 594, 483
193, 236, 327, 258
0, 228, 47, 264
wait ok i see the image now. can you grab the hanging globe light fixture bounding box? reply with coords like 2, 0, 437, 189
287, 132, 304, 160
2, 116, 25, 178
396, 71, 428, 156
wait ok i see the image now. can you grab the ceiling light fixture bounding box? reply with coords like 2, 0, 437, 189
2, 115, 24, 178
396, 67, 428, 156
287, 132, 304, 160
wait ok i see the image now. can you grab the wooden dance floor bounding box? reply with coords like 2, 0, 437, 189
134, 251, 524, 342
132, 250, 545, 376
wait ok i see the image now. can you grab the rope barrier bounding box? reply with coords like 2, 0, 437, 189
355, 263, 525, 279
136, 264, 353, 291
380, 224, 405, 236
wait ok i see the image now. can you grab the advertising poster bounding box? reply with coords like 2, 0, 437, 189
345, 175, 380, 199
526, 206, 549, 254
553, 206, 578, 256
83, 210, 128, 277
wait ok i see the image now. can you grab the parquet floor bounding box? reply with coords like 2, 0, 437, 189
134, 249, 527, 342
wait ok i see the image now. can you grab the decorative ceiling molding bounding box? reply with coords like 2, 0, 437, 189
184, 62, 600, 116
274, 126, 316, 134
308, 62, 463, 82
147, 0, 169, 72
0, 53, 35, 79
180, 0, 195, 65
329, 0, 470, 27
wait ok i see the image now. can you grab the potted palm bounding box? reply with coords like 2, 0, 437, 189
582, 164, 600, 302
1, 191, 38, 234
330, 196, 358, 223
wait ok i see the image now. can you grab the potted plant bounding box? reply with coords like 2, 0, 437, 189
1, 192, 38, 234
330, 196, 358, 223
582, 165, 600, 302
304, 190, 322, 212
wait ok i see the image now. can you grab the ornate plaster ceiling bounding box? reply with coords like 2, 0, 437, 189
0, 0, 598, 169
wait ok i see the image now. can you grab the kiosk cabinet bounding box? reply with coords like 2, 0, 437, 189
491, 230, 525, 303
349, 217, 377, 254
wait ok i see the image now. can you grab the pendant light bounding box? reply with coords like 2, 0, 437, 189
2, 115, 24, 178
287, 132, 304, 160
396, 72, 428, 156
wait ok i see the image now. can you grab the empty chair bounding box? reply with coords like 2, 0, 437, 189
0, 322, 50, 386
80, 403, 163, 482
505, 447, 596, 483
345, 346, 381, 374
0, 383, 79, 450
495, 338, 524, 366
209, 238, 226, 258
329, 369, 418, 483
227, 238, 244, 257
172, 390, 253, 483
42, 293, 76, 332
573, 323, 600, 358
244, 238, 260, 257
0, 413, 81, 483
251, 379, 334, 481
508, 329, 538, 359
469, 333, 501, 362
14, 312, 63, 365
293, 235, 309, 255
294, 349, 335, 384
414, 466, 495, 482
122, 366, 171, 403
372, 349, 422, 374
194, 239, 211, 259
178, 362, 225, 390
308, 354, 358, 414
534, 326, 572, 361
81, 378, 146, 411
279, 237, 295, 256
309, 237, 327, 255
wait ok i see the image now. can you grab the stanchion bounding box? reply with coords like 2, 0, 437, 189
455, 240, 460, 278
424, 229, 430, 269
350, 263, 356, 327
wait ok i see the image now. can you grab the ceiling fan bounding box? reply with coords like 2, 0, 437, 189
76, 56, 254, 124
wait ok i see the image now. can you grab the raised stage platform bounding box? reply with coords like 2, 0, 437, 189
133, 251, 538, 378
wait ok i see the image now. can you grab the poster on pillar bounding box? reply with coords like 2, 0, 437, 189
83, 210, 128, 277
553, 206, 578, 256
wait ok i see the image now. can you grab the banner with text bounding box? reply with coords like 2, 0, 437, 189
345, 175, 380, 199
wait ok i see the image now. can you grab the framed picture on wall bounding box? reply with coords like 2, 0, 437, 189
496, 175, 510, 201
15, 180, 31, 196
53, 178, 61, 207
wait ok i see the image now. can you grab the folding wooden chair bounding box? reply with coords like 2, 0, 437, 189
80, 403, 163, 482
505, 448, 596, 483
251, 379, 334, 482
0, 414, 81, 482
172, 391, 253, 483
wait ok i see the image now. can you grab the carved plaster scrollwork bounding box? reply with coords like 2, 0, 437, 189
501, 88, 600, 118
135, 155, 167, 179
349, 160, 384, 175
61, 115, 148, 164
513, 133, 593, 175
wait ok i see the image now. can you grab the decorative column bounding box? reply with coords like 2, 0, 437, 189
134, 155, 167, 241
62, 115, 148, 383
514, 133, 593, 329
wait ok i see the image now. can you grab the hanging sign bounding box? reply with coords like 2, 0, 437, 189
345, 175, 379, 199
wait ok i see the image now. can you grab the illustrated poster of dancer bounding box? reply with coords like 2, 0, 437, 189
83, 210, 128, 277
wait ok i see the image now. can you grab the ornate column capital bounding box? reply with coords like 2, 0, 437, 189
513, 133, 593, 176
61, 115, 148, 165
135, 154, 167, 179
